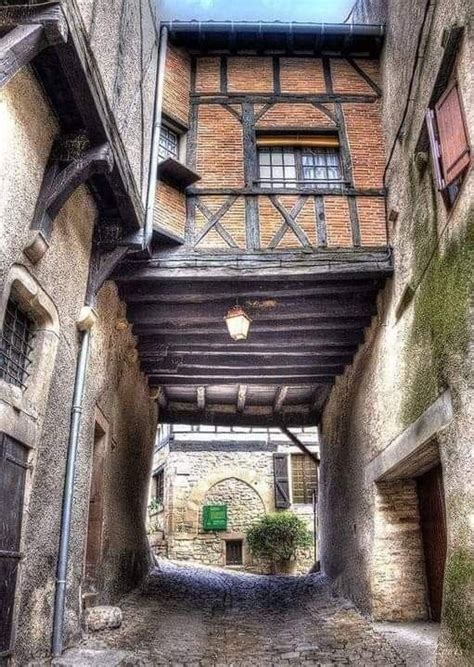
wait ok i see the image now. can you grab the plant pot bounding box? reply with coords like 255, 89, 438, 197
272, 559, 297, 575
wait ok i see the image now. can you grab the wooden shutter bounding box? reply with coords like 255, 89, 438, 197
435, 82, 470, 186
273, 453, 290, 509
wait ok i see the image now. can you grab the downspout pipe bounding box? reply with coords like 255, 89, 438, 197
143, 24, 168, 250
51, 314, 94, 657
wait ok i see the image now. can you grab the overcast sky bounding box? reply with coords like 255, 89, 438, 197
158, 0, 355, 22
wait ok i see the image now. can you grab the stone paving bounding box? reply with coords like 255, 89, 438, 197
58, 560, 405, 666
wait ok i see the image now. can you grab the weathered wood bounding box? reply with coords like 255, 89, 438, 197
0, 3, 68, 89
311, 102, 337, 124
254, 102, 274, 122
315, 195, 327, 247
0, 24, 45, 88
28, 137, 113, 256
219, 102, 242, 122
322, 57, 333, 93
242, 102, 258, 187
186, 99, 198, 171
194, 196, 239, 246
237, 385, 248, 412
86, 241, 129, 305
311, 385, 330, 413
160, 408, 319, 428
148, 374, 335, 385
348, 195, 361, 247
335, 103, 354, 185
272, 56, 281, 93
143, 362, 346, 376
220, 55, 228, 93
245, 195, 260, 250
186, 186, 385, 196
135, 330, 364, 347
140, 353, 354, 367
191, 93, 378, 104
121, 277, 382, 302
127, 294, 377, 324
140, 345, 357, 358
273, 386, 288, 413
197, 386, 206, 410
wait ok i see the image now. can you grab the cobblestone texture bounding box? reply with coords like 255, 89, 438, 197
61, 560, 405, 666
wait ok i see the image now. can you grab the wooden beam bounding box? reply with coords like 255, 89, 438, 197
140, 353, 354, 367
135, 330, 364, 347
197, 386, 206, 410
121, 278, 382, 303
0, 3, 68, 88
148, 374, 336, 386
143, 363, 345, 377
279, 425, 319, 465
273, 386, 289, 413
138, 341, 358, 355
237, 385, 248, 413
161, 409, 319, 428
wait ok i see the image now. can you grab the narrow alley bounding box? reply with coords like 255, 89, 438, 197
57, 561, 407, 666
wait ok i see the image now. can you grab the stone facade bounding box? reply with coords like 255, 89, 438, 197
320, 2, 473, 665
0, 2, 159, 663
148, 426, 318, 574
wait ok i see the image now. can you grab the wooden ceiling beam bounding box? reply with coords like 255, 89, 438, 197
160, 409, 319, 428
197, 386, 206, 410
143, 363, 345, 376
127, 296, 377, 324
138, 341, 359, 355
148, 374, 336, 386
140, 353, 353, 367
135, 330, 364, 347
121, 279, 382, 303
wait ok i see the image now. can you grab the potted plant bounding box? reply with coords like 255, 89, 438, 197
247, 511, 312, 575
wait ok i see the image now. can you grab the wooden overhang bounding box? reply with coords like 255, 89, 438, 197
0, 2, 144, 244
115, 247, 392, 427
162, 21, 384, 57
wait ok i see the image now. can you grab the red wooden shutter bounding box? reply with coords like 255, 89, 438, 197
273, 453, 290, 509
435, 82, 470, 186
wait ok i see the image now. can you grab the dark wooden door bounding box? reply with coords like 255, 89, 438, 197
417, 464, 447, 621
0, 433, 28, 657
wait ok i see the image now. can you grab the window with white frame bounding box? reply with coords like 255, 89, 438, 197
159, 124, 180, 161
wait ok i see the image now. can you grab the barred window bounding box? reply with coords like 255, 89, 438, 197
291, 454, 318, 504
0, 299, 35, 389
159, 125, 180, 161
258, 146, 342, 189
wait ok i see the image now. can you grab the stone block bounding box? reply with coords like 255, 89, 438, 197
84, 606, 123, 632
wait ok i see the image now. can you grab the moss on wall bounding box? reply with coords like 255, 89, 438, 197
402, 205, 474, 425
443, 549, 474, 655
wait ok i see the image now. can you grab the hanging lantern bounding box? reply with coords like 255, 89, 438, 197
224, 305, 251, 341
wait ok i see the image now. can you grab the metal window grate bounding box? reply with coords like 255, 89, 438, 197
226, 539, 243, 565
154, 470, 164, 503
0, 299, 35, 390
291, 454, 318, 504
159, 125, 179, 161
258, 146, 343, 189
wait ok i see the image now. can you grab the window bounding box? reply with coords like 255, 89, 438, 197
159, 125, 180, 161
257, 136, 342, 189
153, 469, 164, 503
291, 454, 318, 504
225, 539, 243, 565
0, 298, 35, 389
426, 81, 470, 207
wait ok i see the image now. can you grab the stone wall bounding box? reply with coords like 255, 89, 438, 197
0, 66, 157, 664
320, 1, 473, 664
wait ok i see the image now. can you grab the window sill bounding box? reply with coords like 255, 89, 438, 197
157, 158, 201, 191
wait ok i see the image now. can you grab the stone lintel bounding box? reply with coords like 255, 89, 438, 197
365, 390, 453, 484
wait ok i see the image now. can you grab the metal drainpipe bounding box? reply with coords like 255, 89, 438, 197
144, 24, 168, 249
51, 316, 93, 657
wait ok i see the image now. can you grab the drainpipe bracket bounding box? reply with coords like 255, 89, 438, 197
77, 306, 98, 331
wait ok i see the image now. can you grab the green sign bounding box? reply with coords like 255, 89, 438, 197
203, 505, 227, 531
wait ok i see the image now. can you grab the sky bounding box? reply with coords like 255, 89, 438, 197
158, 0, 355, 23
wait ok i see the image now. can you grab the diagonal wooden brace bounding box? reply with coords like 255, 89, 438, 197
0, 2, 68, 89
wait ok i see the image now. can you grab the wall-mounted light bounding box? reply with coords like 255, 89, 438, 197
224, 305, 251, 341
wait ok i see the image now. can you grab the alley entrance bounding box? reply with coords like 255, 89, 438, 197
59, 561, 406, 666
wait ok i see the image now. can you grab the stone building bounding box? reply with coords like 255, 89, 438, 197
0, 1, 472, 666
147, 424, 319, 572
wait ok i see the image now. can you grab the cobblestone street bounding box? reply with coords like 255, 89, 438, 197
59, 561, 406, 666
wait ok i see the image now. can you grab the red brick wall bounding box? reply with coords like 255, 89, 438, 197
256, 103, 336, 129
195, 196, 246, 248
196, 57, 221, 92
163, 45, 191, 126
280, 58, 326, 94
324, 197, 353, 247
227, 57, 273, 92
331, 59, 380, 94
357, 197, 387, 245
154, 182, 186, 237
196, 106, 244, 187
344, 102, 384, 188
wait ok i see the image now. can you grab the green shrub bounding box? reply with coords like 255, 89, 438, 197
247, 511, 312, 562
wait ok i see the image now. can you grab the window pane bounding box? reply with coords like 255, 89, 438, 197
271, 151, 284, 165
259, 151, 271, 165
283, 151, 295, 165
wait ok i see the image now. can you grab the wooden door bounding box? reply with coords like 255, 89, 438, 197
0, 433, 28, 657
85, 422, 107, 584
417, 464, 447, 621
